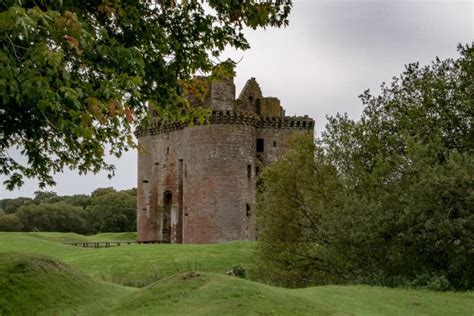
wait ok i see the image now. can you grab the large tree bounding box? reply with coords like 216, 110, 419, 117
0, 0, 292, 189
254, 44, 473, 290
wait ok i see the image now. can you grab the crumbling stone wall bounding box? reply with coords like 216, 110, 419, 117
236, 77, 262, 113
136, 77, 314, 244
211, 79, 235, 111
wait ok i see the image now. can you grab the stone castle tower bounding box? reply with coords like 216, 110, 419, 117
136, 76, 314, 244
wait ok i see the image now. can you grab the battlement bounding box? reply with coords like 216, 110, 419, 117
141, 76, 313, 137
135, 110, 314, 137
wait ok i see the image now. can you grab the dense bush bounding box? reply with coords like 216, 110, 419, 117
253, 44, 473, 290
0, 214, 23, 232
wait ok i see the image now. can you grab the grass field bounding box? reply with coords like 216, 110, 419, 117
1, 232, 473, 315
0, 232, 253, 286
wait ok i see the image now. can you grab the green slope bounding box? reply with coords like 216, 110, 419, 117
0, 233, 473, 315
1, 254, 472, 316
0, 232, 137, 243
111, 272, 335, 315
0, 253, 134, 315
294, 285, 474, 316
0, 232, 254, 287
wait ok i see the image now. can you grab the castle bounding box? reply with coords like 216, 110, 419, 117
136, 76, 314, 244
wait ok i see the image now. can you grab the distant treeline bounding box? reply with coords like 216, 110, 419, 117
0, 188, 136, 234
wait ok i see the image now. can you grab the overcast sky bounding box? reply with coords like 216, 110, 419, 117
2, 0, 472, 199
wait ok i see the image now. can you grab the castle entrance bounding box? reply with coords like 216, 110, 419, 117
162, 191, 172, 243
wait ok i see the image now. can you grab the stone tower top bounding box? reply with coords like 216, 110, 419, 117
210, 78, 235, 111
236, 77, 284, 117
183, 76, 285, 118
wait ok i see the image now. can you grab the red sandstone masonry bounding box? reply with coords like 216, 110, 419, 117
136, 77, 314, 244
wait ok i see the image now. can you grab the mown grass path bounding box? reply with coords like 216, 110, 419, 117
0, 232, 472, 315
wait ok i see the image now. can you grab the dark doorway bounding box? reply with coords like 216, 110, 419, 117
162, 191, 172, 243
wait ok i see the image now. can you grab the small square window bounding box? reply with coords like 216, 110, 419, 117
256, 138, 264, 152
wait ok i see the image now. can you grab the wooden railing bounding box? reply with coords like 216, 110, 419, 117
63, 241, 136, 248
63, 240, 169, 248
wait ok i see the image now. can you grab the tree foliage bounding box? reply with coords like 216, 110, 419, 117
16, 201, 89, 233
0, 196, 33, 213
0, 0, 292, 189
0, 213, 23, 231
254, 44, 473, 290
253, 134, 345, 287
88, 189, 136, 232
0, 187, 137, 233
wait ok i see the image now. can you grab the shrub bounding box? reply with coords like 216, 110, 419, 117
226, 265, 246, 279
0, 214, 23, 231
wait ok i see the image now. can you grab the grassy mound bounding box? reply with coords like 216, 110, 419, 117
0, 253, 133, 315
111, 272, 474, 315
112, 272, 334, 315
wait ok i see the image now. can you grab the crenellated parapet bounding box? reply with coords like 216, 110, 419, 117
135, 110, 314, 137
259, 115, 314, 129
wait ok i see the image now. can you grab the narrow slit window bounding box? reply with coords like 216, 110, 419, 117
246, 204, 251, 217
247, 164, 252, 178
166, 147, 170, 155
273, 141, 277, 147
256, 138, 264, 152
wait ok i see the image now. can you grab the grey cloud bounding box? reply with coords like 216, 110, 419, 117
1, 0, 472, 198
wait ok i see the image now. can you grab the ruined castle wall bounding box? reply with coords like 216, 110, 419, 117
259, 97, 283, 117
256, 128, 310, 165
180, 123, 257, 243
137, 75, 315, 244
136, 135, 159, 242
211, 79, 235, 111
137, 130, 182, 243
137, 120, 258, 244
236, 78, 262, 114
256, 117, 315, 166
